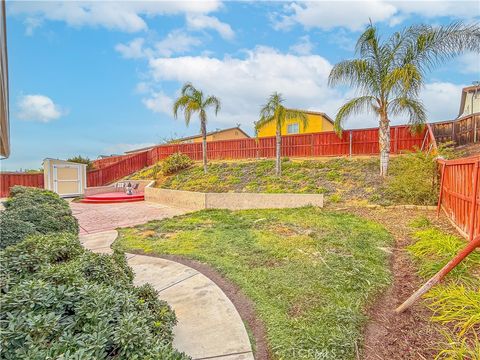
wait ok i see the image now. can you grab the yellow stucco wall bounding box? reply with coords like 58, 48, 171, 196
176, 128, 250, 144
256, 112, 334, 138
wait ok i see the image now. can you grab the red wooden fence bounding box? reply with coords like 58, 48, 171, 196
0, 124, 430, 196
87, 151, 148, 187
146, 125, 428, 164
437, 155, 480, 241
0, 173, 44, 197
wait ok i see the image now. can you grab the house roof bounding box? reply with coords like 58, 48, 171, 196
124, 126, 251, 154
458, 85, 480, 118
285, 109, 335, 125
169, 126, 251, 143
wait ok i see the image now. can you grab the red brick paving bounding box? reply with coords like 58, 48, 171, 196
71, 201, 186, 234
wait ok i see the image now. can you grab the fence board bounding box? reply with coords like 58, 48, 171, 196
437, 155, 480, 241
0, 173, 44, 197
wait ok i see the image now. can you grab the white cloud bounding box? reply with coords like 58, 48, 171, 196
154, 30, 202, 57
186, 14, 234, 39
115, 31, 202, 59
115, 37, 146, 59
10, 1, 222, 33
104, 142, 156, 155
274, 1, 397, 31
274, 0, 480, 31
289, 35, 314, 55
142, 91, 174, 116
145, 46, 341, 127
16, 94, 65, 122
457, 52, 480, 74
421, 82, 465, 121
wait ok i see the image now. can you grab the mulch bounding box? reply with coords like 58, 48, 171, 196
333, 206, 456, 360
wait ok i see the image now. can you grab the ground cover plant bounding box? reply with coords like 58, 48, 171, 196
408, 219, 480, 359
0, 187, 188, 360
114, 207, 393, 360
129, 151, 440, 205
0, 186, 78, 249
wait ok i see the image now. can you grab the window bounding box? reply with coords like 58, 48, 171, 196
287, 123, 299, 134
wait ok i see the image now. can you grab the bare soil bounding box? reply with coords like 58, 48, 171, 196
333, 206, 456, 360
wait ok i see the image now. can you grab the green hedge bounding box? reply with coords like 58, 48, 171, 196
0, 186, 79, 249
0, 233, 188, 359
162, 153, 193, 175
0, 187, 188, 359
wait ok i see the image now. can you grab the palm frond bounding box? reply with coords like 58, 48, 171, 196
204, 95, 222, 115
334, 96, 377, 134
388, 96, 427, 130
172, 95, 190, 119
285, 109, 309, 129
328, 59, 378, 95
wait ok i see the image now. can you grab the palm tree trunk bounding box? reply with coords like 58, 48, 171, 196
379, 114, 390, 177
201, 120, 208, 174
275, 123, 281, 176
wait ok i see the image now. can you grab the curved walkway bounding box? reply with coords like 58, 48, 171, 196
80, 230, 254, 360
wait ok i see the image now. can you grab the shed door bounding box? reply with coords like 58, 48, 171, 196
53, 164, 82, 196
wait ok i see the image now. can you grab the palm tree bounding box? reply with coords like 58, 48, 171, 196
173, 83, 221, 174
328, 21, 480, 176
255, 92, 308, 176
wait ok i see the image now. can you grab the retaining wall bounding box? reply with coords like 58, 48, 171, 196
144, 187, 323, 211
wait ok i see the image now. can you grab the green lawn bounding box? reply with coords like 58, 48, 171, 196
114, 207, 393, 359
408, 219, 480, 358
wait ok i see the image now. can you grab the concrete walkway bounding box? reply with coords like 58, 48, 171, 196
80, 230, 254, 360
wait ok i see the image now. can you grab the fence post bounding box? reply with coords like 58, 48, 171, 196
437, 162, 446, 217
394, 127, 398, 154
349, 131, 353, 157
468, 161, 479, 241
474, 115, 478, 143
310, 134, 314, 157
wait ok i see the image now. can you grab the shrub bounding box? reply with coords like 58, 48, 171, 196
0, 187, 78, 249
67, 155, 94, 170
0, 232, 188, 359
162, 153, 193, 175
385, 151, 438, 205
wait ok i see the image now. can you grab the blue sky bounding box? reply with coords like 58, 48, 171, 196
2, 0, 479, 170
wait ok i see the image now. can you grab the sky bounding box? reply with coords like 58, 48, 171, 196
2, 0, 479, 171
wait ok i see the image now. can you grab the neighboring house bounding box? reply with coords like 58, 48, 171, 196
458, 85, 480, 118
256, 110, 335, 138
0, 1, 9, 158
169, 126, 250, 144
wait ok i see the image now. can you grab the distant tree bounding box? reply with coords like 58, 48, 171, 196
255, 92, 307, 176
67, 155, 94, 170
173, 83, 221, 174
329, 21, 480, 176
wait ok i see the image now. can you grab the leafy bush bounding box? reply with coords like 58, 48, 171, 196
0, 187, 78, 249
0, 232, 188, 360
129, 162, 162, 180
161, 153, 193, 175
385, 151, 438, 205
67, 155, 94, 170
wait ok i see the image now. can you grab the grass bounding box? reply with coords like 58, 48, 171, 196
128, 152, 440, 206
114, 207, 393, 360
408, 219, 480, 359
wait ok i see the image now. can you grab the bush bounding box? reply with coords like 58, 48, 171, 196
0, 187, 78, 249
67, 155, 94, 170
385, 151, 438, 205
0, 232, 188, 360
162, 153, 193, 175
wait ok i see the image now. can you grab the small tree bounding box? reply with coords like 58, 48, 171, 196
67, 155, 93, 170
255, 92, 307, 176
328, 21, 480, 176
173, 83, 221, 174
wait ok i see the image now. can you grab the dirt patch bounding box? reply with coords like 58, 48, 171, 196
126, 250, 271, 360
334, 206, 455, 360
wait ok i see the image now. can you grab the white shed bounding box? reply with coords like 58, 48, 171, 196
43, 158, 87, 197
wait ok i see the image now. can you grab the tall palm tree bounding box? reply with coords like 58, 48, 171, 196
255, 92, 308, 176
173, 83, 221, 174
329, 21, 480, 176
